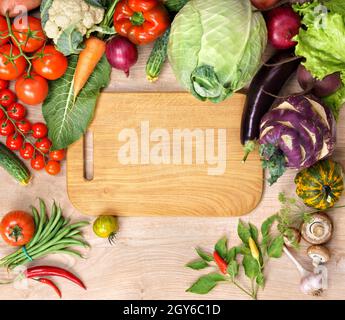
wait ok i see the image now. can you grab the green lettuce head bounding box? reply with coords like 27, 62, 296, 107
168, 0, 267, 103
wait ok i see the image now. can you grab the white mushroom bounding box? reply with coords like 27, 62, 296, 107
301, 213, 333, 245
307, 245, 331, 268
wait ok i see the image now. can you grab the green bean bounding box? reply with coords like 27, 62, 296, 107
27, 206, 41, 248
36, 201, 57, 243
38, 202, 60, 244
28, 203, 46, 247
32, 206, 39, 228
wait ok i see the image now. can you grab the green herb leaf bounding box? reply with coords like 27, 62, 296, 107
249, 223, 259, 242
261, 214, 277, 237
215, 236, 227, 259
186, 259, 209, 270
226, 246, 238, 263
56, 26, 84, 56
42, 55, 111, 150
242, 254, 259, 280
40, 0, 53, 27
186, 273, 226, 294
227, 260, 239, 280
237, 220, 251, 245
256, 272, 265, 288
196, 248, 213, 262
267, 235, 284, 258
238, 245, 251, 256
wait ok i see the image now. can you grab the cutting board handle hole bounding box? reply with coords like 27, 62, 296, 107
83, 131, 94, 181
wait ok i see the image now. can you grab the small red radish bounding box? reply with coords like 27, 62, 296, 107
267, 7, 301, 49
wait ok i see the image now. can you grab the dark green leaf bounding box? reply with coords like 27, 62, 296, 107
267, 235, 284, 258
215, 236, 227, 259
249, 223, 259, 242
43, 55, 111, 150
256, 272, 265, 288
237, 220, 251, 245
84, 0, 106, 8
40, 0, 53, 27
196, 248, 213, 262
238, 245, 251, 256
242, 255, 259, 280
261, 214, 277, 237
226, 246, 238, 263
227, 260, 239, 280
186, 259, 209, 270
186, 273, 226, 294
56, 26, 84, 56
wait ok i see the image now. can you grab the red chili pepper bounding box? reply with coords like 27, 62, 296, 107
114, 0, 170, 45
213, 251, 228, 274
25, 266, 86, 290
35, 278, 62, 298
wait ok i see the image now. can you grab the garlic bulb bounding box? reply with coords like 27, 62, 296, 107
300, 273, 324, 296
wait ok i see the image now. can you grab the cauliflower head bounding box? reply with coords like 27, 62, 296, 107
44, 0, 104, 44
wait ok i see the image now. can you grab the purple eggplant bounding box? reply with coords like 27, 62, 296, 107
241, 50, 301, 161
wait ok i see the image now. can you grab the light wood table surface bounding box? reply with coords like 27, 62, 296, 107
1, 44, 345, 300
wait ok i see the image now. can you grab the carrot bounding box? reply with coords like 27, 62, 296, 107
73, 37, 106, 97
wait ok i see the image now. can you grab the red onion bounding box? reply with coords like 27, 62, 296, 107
105, 35, 138, 77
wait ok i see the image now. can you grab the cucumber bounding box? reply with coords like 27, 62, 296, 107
0, 142, 31, 186
146, 28, 170, 82
165, 0, 189, 12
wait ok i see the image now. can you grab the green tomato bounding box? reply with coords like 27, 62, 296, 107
93, 215, 119, 244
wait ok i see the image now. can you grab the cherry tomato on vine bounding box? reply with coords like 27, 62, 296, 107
31, 153, 45, 170
0, 89, 16, 107
7, 102, 26, 121
6, 133, 24, 151
12, 16, 46, 53
0, 79, 9, 90
49, 149, 66, 161
0, 108, 5, 120
35, 137, 52, 154
15, 72, 48, 105
45, 160, 61, 176
0, 211, 35, 246
31, 122, 47, 138
20, 142, 35, 160
16, 119, 31, 134
0, 119, 15, 136
33, 45, 68, 80
0, 45, 27, 80
0, 16, 9, 46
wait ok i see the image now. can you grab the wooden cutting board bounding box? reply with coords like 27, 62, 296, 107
67, 92, 263, 216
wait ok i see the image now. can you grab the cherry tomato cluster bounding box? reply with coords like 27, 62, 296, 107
0, 84, 65, 176
0, 14, 68, 105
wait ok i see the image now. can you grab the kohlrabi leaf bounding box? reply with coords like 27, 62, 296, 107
56, 26, 84, 56
42, 55, 111, 150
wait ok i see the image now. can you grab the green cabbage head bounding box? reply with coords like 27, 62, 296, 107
168, 0, 267, 103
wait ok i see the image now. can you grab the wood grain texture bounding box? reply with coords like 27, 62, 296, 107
0, 44, 345, 300
67, 93, 263, 217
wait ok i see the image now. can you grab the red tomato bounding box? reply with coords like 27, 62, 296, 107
45, 160, 61, 176
0, 211, 35, 246
20, 142, 35, 159
0, 108, 4, 120
12, 16, 46, 53
31, 153, 45, 170
35, 137, 52, 154
15, 72, 48, 105
0, 45, 27, 80
0, 89, 16, 107
49, 149, 66, 161
33, 45, 68, 80
0, 15, 9, 46
31, 122, 47, 138
16, 119, 31, 134
6, 133, 24, 150
0, 79, 9, 90
7, 102, 26, 121
0, 118, 15, 136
